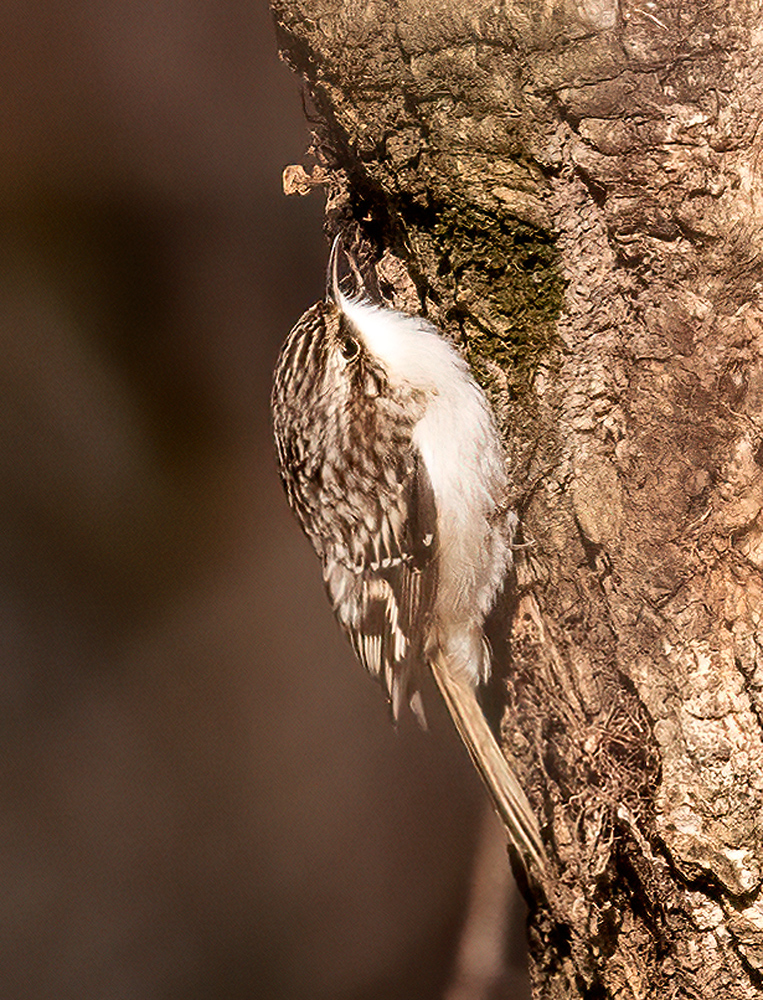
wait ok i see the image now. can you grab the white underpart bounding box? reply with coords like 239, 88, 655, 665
338, 293, 511, 683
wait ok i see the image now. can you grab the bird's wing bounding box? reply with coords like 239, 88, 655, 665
322, 444, 438, 722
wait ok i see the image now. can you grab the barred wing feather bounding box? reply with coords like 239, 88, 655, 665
322, 446, 437, 721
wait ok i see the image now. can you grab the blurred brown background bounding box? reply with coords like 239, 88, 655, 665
0, 3, 527, 998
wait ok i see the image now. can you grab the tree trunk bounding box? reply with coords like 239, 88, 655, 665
270, 2, 763, 996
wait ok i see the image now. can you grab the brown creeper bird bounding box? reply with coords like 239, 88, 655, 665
271, 240, 545, 869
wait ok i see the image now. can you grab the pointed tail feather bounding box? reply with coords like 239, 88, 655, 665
430, 657, 546, 871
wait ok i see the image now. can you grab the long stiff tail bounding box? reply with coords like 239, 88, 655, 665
430, 657, 546, 871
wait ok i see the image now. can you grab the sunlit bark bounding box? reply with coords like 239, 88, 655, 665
271, 2, 763, 995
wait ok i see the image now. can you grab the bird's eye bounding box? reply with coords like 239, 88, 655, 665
340, 336, 360, 361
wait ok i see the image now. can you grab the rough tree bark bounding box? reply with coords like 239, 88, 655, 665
270, 1, 763, 996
